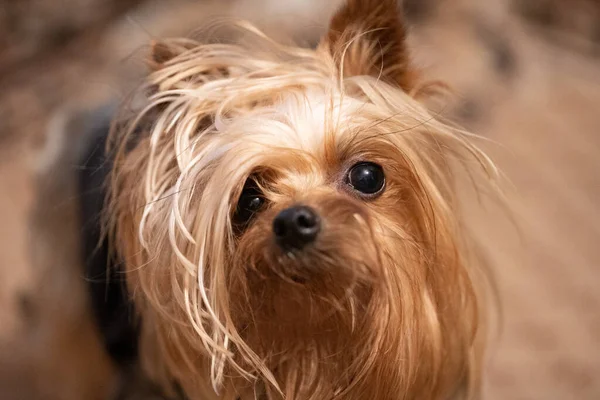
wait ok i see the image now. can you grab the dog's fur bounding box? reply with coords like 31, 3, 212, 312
104, 0, 496, 399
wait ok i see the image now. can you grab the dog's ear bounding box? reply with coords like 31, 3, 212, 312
148, 41, 174, 71
148, 41, 178, 71
147, 40, 198, 71
320, 0, 417, 91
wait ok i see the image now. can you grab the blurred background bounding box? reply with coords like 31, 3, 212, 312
0, 0, 598, 399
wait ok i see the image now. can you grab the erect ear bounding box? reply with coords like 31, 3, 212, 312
320, 0, 417, 91
147, 40, 198, 72
148, 41, 177, 71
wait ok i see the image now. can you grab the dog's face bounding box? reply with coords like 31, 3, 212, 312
109, 1, 494, 399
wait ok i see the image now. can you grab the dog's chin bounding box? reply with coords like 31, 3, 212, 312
262, 245, 366, 288
229, 241, 382, 345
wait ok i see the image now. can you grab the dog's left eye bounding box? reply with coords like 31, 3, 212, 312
234, 179, 266, 226
347, 162, 386, 196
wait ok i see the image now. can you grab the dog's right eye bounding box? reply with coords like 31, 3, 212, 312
233, 179, 265, 226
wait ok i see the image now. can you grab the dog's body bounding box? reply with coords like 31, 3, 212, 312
79, 117, 139, 369
85, 1, 496, 399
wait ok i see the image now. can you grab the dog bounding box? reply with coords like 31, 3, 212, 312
84, 0, 498, 398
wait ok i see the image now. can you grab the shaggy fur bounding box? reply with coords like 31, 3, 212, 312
107, 1, 497, 399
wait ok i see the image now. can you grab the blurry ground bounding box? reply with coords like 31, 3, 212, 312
0, 0, 599, 399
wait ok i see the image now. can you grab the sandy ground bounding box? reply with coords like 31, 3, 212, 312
0, 0, 598, 399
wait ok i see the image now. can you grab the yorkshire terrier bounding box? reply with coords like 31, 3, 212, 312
82, 0, 497, 399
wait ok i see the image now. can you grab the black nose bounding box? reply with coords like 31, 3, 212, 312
273, 206, 320, 250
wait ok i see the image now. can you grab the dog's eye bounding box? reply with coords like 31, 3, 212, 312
347, 162, 385, 196
234, 179, 266, 226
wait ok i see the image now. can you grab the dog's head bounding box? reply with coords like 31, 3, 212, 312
109, 1, 495, 398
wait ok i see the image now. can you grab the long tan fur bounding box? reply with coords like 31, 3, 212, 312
108, 1, 497, 399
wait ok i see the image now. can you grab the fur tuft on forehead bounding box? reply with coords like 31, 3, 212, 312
126, 23, 482, 170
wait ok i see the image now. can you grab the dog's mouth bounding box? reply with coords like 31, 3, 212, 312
290, 274, 307, 284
